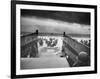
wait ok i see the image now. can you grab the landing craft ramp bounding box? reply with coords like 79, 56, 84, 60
21, 31, 90, 69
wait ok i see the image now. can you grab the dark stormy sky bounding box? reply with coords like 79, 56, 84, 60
21, 9, 90, 34
21, 9, 90, 25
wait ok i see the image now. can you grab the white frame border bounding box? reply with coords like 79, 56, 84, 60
16, 4, 95, 75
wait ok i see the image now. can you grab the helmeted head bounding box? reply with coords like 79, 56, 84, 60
78, 51, 89, 62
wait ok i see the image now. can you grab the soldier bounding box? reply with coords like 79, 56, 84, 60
72, 51, 90, 67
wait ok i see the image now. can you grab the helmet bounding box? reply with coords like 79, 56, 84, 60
78, 51, 89, 62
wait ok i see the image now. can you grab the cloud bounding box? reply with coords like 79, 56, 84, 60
21, 16, 90, 34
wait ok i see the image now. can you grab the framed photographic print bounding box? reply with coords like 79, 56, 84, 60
11, 0, 97, 78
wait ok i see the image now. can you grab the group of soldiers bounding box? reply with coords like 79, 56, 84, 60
38, 38, 58, 47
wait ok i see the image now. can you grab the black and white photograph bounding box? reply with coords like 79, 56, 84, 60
21, 9, 91, 69
11, 1, 97, 78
